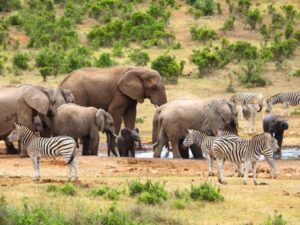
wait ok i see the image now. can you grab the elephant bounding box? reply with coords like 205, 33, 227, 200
263, 114, 289, 156
59, 66, 167, 155
0, 85, 74, 154
117, 128, 141, 157
152, 99, 238, 159
34, 103, 117, 156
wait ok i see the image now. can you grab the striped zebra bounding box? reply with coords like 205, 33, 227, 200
183, 130, 243, 177
242, 103, 257, 134
266, 91, 300, 116
211, 133, 279, 185
230, 93, 264, 115
7, 123, 78, 181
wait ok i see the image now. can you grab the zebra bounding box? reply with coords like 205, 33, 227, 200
230, 93, 264, 118
183, 129, 243, 177
241, 103, 257, 134
211, 133, 279, 185
7, 123, 78, 181
266, 91, 300, 116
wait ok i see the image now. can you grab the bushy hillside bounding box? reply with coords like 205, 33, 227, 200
0, 0, 299, 87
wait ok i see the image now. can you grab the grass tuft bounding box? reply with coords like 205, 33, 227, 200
190, 183, 224, 202
264, 211, 287, 225
60, 182, 76, 196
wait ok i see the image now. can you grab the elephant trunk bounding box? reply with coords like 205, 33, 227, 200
107, 133, 119, 156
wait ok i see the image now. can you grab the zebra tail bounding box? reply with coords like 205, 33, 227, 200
257, 103, 263, 112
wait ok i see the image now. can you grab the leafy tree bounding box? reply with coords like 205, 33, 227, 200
281, 4, 297, 22
231, 41, 258, 61
245, 8, 262, 30
190, 26, 218, 42
13, 52, 29, 70
63, 47, 92, 73
151, 55, 181, 83
239, 60, 267, 88
128, 49, 150, 66
95, 53, 115, 68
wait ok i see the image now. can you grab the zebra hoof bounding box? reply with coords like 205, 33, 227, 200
243, 181, 247, 185
227, 174, 234, 177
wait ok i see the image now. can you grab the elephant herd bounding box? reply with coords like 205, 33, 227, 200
0, 66, 292, 159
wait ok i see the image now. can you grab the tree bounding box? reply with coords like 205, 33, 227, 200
245, 8, 262, 30
128, 49, 150, 66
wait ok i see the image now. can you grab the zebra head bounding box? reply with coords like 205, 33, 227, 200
266, 99, 273, 113
7, 123, 23, 142
262, 133, 279, 155
183, 129, 195, 147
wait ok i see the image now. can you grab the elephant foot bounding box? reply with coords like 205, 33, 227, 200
237, 173, 244, 177
227, 173, 235, 177
208, 172, 215, 176
253, 181, 258, 185
153, 150, 161, 158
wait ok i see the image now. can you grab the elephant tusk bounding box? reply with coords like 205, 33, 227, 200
152, 141, 158, 147
112, 133, 118, 138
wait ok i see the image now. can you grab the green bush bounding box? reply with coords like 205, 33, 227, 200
60, 182, 76, 196
292, 69, 300, 77
63, 46, 92, 73
191, 48, 220, 76
91, 186, 122, 200
285, 22, 293, 39
293, 30, 300, 43
98, 204, 134, 225
216, 2, 222, 14
269, 38, 298, 66
0, 195, 9, 224
112, 41, 124, 57
128, 49, 150, 66
151, 54, 181, 83
281, 4, 297, 22
245, 8, 262, 30
94, 53, 115, 68
46, 184, 59, 192
194, 0, 214, 16
239, 60, 267, 87
264, 211, 287, 225
128, 180, 145, 196
221, 15, 235, 32
190, 26, 218, 42
12, 52, 29, 70
173, 199, 185, 209
138, 191, 161, 205
0, 0, 21, 11
231, 41, 258, 61
8, 12, 23, 26
35, 46, 65, 81
90, 186, 110, 196
0, 57, 4, 75
237, 0, 251, 14
271, 12, 285, 29
259, 24, 272, 44
190, 183, 224, 202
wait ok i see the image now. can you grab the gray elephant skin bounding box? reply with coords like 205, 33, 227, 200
59, 66, 167, 134
263, 114, 288, 154
35, 104, 116, 156
0, 85, 74, 154
152, 99, 238, 159
117, 128, 141, 157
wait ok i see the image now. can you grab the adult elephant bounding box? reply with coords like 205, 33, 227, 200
34, 104, 117, 156
152, 99, 238, 159
59, 66, 167, 134
0, 85, 74, 154
263, 114, 289, 156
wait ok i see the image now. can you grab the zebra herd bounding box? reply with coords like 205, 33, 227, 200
5, 90, 300, 183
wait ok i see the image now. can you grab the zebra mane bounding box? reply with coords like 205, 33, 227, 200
14, 123, 38, 136
267, 93, 280, 102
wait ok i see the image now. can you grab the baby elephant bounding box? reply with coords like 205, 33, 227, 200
117, 128, 141, 157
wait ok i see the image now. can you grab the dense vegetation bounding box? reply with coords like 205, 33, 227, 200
0, 0, 299, 86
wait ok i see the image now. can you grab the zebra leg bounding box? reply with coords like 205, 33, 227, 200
36, 156, 41, 181
217, 159, 226, 184
238, 163, 244, 177
68, 163, 73, 181
206, 154, 214, 176
73, 158, 79, 180
252, 161, 257, 185
31, 156, 38, 181
228, 163, 236, 177
243, 161, 250, 185
267, 159, 277, 179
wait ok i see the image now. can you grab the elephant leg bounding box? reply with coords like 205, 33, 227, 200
189, 144, 204, 159
171, 140, 181, 158
90, 130, 99, 156
123, 102, 137, 130
107, 133, 118, 157
82, 135, 90, 155
130, 147, 135, 157
5, 140, 18, 154
153, 129, 168, 158
275, 131, 284, 155
179, 143, 189, 159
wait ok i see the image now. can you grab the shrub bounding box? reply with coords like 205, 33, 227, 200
281, 4, 297, 22
112, 41, 124, 57
191, 48, 220, 76
190, 26, 218, 42
128, 180, 146, 196
0, 0, 21, 12
285, 22, 294, 39
245, 8, 262, 30
151, 55, 181, 84
63, 46, 92, 73
138, 192, 161, 205
292, 69, 300, 77
94, 53, 115, 68
237, 0, 251, 14
12, 52, 29, 70
259, 24, 272, 44
0, 57, 4, 75
173, 199, 185, 209
264, 211, 287, 225
35, 46, 65, 81
0, 195, 9, 224
128, 49, 150, 66
239, 60, 267, 87
231, 41, 258, 61
174, 189, 189, 200
194, 0, 214, 16
90, 186, 109, 196
46, 184, 59, 192
190, 183, 224, 202
221, 15, 235, 32
271, 12, 285, 29
106, 189, 122, 201
60, 182, 76, 196
293, 30, 300, 43
8, 12, 23, 26
98, 204, 134, 225
216, 2, 222, 14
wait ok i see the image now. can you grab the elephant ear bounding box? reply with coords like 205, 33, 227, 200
60, 88, 75, 103
96, 109, 105, 132
118, 69, 144, 103
23, 86, 52, 116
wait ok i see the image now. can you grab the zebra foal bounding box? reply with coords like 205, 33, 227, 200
212, 133, 278, 185
266, 91, 300, 116
230, 93, 264, 113
183, 130, 243, 177
7, 123, 78, 181
242, 103, 257, 134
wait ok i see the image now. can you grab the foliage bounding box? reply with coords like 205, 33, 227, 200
190, 183, 224, 202
238, 60, 267, 87
128, 49, 150, 66
90, 186, 122, 200
190, 26, 218, 42
216, 2, 222, 15
231, 41, 258, 61
245, 8, 262, 30
0, 195, 9, 224
63, 46, 92, 73
0, 0, 21, 12
98, 204, 135, 225
281, 4, 297, 23
35, 46, 65, 81
87, 0, 120, 21
237, 0, 251, 14
293, 30, 300, 43
221, 15, 235, 32
46, 184, 59, 192
138, 191, 162, 205
8, 12, 23, 26
60, 182, 76, 196
151, 54, 181, 83
0, 57, 4, 75
270, 11, 285, 30
94, 53, 115, 68
112, 41, 124, 57
292, 69, 300, 77
12, 52, 29, 70
285, 22, 293, 39
186, 0, 214, 18
259, 24, 272, 44
264, 211, 287, 225
173, 199, 185, 209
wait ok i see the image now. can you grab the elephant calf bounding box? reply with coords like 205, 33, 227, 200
117, 128, 141, 157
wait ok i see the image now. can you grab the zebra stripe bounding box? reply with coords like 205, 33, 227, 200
7, 123, 78, 181
230, 93, 264, 112
212, 133, 278, 185
266, 91, 300, 116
